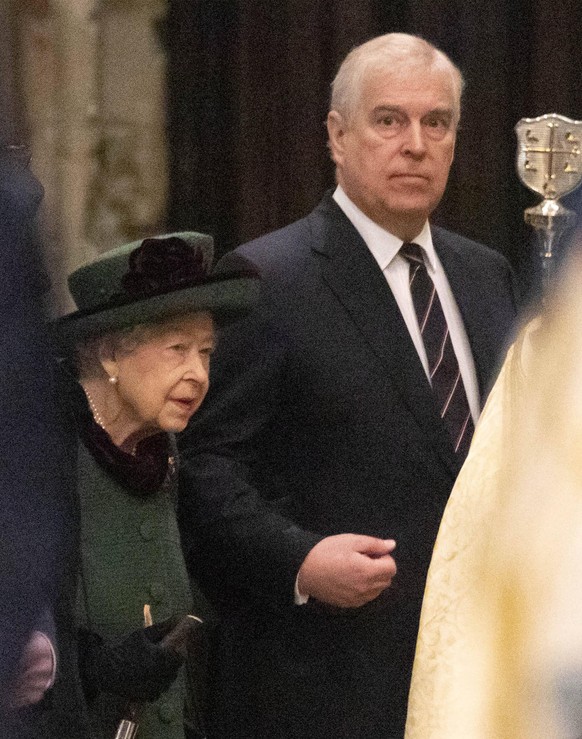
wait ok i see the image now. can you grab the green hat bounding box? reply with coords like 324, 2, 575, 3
53, 231, 260, 350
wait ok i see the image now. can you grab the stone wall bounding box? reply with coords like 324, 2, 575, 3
8, 0, 168, 314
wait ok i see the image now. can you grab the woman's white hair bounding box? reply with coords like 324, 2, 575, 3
74, 312, 207, 380
330, 33, 464, 125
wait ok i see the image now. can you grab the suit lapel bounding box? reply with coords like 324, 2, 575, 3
310, 196, 460, 476
433, 228, 489, 403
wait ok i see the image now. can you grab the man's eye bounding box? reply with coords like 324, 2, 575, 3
426, 116, 451, 130
171, 343, 187, 352
423, 116, 453, 140
376, 115, 405, 136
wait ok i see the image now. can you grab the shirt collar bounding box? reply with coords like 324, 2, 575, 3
333, 185, 437, 271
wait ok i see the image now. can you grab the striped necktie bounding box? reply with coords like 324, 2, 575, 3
400, 242, 474, 459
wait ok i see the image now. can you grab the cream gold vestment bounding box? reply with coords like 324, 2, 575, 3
406, 252, 582, 738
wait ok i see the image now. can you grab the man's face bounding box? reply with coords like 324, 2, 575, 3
327, 66, 458, 241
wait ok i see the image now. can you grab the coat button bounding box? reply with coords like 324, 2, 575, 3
158, 702, 175, 723
139, 520, 155, 540
149, 582, 166, 602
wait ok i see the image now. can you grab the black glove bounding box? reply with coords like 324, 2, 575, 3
78, 616, 184, 703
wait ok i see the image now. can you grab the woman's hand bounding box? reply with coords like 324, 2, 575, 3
79, 616, 186, 703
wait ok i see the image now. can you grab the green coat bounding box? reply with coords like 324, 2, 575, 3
76, 440, 194, 739
29, 373, 209, 739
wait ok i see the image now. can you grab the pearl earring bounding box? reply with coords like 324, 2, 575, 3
109, 375, 118, 385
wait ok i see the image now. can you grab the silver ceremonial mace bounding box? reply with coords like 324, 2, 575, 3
515, 113, 582, 291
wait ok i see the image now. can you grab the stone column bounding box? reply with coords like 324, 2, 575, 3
88, 0, 168, 252
17, 0, 168, 315
19, 0, 99, 314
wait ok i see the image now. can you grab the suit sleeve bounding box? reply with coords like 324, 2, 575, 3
177, 255, 321, 613
0, 155, 76, 699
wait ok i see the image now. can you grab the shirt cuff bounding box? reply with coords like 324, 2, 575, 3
294, 574, 309, 606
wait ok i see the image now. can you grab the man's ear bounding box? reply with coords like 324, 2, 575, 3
326, 110, 347, 166
449, 135, 456, 166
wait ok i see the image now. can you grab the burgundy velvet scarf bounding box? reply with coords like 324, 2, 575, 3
62, 367, 172, 497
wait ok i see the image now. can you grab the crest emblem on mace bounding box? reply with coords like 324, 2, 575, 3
515, 113, 582, 200
515, 113, 582, 290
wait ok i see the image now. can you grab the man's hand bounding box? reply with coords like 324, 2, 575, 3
9, 631, 55, 708
297, 534, 397, 608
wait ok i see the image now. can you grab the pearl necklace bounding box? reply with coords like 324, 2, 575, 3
83, 387, 107, 431
82, 385, 141, 456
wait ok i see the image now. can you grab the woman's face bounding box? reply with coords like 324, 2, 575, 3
102, 312, 215, 436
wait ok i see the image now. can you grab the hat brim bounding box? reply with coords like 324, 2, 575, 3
52, 274, 259, 353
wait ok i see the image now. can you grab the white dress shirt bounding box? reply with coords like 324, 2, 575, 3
295, 187, 481, 605
333, 185, 480, 423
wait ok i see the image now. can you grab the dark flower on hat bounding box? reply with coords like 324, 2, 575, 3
120, 236, 209, 298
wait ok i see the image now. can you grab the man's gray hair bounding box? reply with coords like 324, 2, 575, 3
330, 33, 464, 125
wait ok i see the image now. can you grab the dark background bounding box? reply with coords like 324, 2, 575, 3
163, 0, 582, 297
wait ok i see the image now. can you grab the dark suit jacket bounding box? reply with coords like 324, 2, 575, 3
0, 153, 76, 735
178, 193, 518, 738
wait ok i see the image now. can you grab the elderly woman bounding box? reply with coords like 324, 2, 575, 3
44, 233, 258, 739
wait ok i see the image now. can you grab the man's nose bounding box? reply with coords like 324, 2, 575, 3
401, 122, 427, 157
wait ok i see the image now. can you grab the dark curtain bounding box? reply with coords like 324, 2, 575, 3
0, 2, 23, 144
163, 0, 582, 294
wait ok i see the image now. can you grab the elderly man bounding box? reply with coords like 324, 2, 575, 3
179, 33, 518, 738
